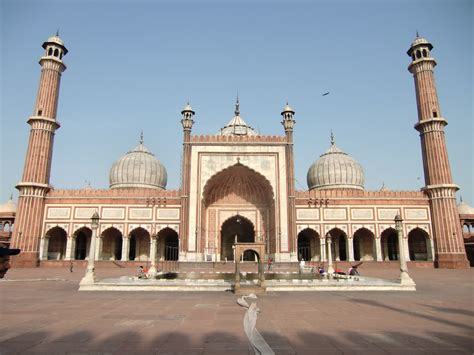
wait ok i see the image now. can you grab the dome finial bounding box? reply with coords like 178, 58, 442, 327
139, 130, 144, 144
416, 30, 420, 38
235, 94, 240, 116
9, 193, 13, 201
330, 130, 335, 146
56, 29, 60, 37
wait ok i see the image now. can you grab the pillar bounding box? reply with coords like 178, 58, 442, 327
348, 238, 355, 262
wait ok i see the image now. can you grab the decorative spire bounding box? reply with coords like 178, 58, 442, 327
9, 193, 13, 201
56, 29, 60, 37
416, 30, 419, 38
234, 94, 240, 116
139, 130, 144, 144
330, 130, 335, 146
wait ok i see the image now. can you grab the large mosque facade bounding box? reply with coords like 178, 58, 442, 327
8, 35, 471, 269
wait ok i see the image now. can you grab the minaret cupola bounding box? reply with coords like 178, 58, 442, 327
281, 102, 295, 132
407, 32, 434, 64
181, 102, 195, 131
42, 32, 68, 61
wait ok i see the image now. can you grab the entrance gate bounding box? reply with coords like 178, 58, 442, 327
234, 242, 266, 294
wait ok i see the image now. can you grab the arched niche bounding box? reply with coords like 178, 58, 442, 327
73, 227, 92, 260
408, 228, 431, 261
129, 227, 150, 261
297, 228, 320, 261
202, 163, 275, 258
46, 226, 67, 260
327, 228, 348, 261
353, 227, 375, 261
220, 215, 255, 261
101, 227, 123, 261
381, 228, 399, 261
157, 227, 179, 261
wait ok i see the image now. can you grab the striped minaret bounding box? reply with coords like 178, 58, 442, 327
179, 103, 195, 259
407, 35, 468, 268
281, 103, 297, 260
11, 34, 68, 266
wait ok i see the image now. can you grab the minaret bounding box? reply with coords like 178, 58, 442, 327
281, 103, 297, 260
407, 35, 468, 268
11, 34, 68, 266
179, 102, 195, 259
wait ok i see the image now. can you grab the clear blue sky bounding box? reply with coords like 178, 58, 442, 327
1, 0, 473, 206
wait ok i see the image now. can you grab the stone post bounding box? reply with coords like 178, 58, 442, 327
80, 212, 100, 286
375, 237, 383, 261
348, 238, 355, 262
395, 215, 415, 285
65, 236, 73, 261
121, 235, 129, 261
148, 236, 157, 274
95, 236, 102, 261
326, 233, 335, 274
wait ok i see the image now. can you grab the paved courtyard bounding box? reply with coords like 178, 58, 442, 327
1, 266, 473, 354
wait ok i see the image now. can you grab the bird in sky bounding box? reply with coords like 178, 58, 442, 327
322, 92, 330, 96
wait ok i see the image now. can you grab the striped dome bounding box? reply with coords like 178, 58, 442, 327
109, 138, 167, 190
307, 136, 364, 191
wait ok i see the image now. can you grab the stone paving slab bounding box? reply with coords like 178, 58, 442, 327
0, 267, 473, 354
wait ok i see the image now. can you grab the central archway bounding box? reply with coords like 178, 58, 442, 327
221, 215, 255, 261
201, 163, 275, 261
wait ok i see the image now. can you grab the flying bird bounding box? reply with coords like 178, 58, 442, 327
322, 92, 330, 96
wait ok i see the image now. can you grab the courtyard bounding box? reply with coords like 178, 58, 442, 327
0, 266, 473, 354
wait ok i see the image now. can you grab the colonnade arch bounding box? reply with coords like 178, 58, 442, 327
297, 228, 320, 261
101, 227, 123, 261
353, 228, 375, 261
381, 228, 399, 261
129, 227, 150, 261
157, 227, 179, 261
408, 228, 430, 261
45, 226, 67, 260
328, 228, 348, 261
73, 227, 91, 260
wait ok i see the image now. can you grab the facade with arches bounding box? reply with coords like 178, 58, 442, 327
8, 34, 471, 269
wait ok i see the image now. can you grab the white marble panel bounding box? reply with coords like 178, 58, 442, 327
378, 208, 400, 220
102, 208, 125, 219
351, 209, 373, 220
157, 208, 180, 220
47, 207, 70, 219
129, 208, 152, 220
75, 207, 98, 219
324, 208, 347, 220
405, 208, 428, 220
296, 209, 319, 220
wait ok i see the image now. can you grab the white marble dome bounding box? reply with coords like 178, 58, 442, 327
0, 197, 16, 213
458, 200, 474, 215
307, 137, 365, 191
109, 138, 167, 190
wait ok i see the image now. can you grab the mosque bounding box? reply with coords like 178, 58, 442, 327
5, 34, 473, 269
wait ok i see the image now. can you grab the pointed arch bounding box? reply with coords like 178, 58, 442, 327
297, 228, 321, 261
408, 228, 430, 261
157, 227, 179, 261
327, 228, 348, 261
129, 227, 150, 261
73, 227, 92, 260
353, 227, 375, 261
101, 227, 123, 261
46, 226, 67, 260
202, 163, 274, 206
220, 215, 255, 261
381, 228, 399, 261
